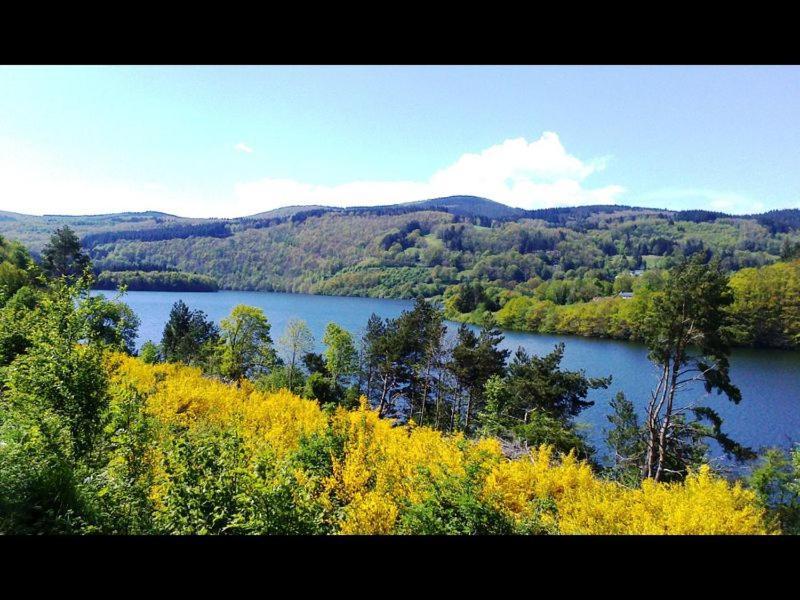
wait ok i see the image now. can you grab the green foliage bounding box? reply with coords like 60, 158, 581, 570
637, 257, 751, 481
94, 270, 219, 292
396, 472, 517, 535
0, 408, 89, 534
160, 300, 219, 367
155, 425, 326, 535
41, 226, 91, 280
450, 317, 509, 432
139, 340, 160, 364
83, 294, 141, 355
303, 371, 341, 406
217, 304, 277, 381
278, 318, 314, 393
3, 278, 111, 457
727, 260, 800, 348
477, 344, 609, 460
748, 446, 800, 534
604, 391, 645, 484
0, 274, 135, 533
86, 385, 157, 534
256, 364, 305, 395
322, 322, 357, 386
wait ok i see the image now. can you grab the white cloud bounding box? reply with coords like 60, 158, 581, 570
234, 142, 253, 154
640, 188, 766, 215
231, 132, 625, 215
0, 132, 624, 218
0, 137, 204, 217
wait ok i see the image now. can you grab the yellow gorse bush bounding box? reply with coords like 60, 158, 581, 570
483, 447, 770, 534
107, 354, 328, 458
104, 353, 772, 535
324, 398, 479, 533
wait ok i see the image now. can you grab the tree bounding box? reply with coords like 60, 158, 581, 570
139, 341, 160, 364
83, 294, 141, 355
41, 226, 91, 280
218, 304, 277, 381
450, 316, 508, 433
640, 256, 754, 482
748, 445, 800, 534
477, 344, 609, 460
0, 275, 113, 532
160, 300, 219, 366
502, 343, 609, 422
303, 371, 339, 406
604, 391, 645, 484
302, 352, 328, 376
322, 322, 357, 387
278, 319, 314, 393
399, 298, 447, 425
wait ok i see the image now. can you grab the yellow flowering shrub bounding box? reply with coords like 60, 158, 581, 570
104, 354, 772, 535
107, 354, 327, 458
482, 447, 770, 534
556, 465, 769, 535
324, 399, 476, 533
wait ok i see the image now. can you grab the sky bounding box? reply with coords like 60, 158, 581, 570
0, 65, 798, 218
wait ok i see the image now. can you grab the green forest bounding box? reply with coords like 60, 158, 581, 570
2, 197, 800, 346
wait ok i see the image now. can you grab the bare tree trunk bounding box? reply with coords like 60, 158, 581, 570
464, 389, 473, 433
378, 373, 395, 417
434, 372, 443, 430
288, 347, 296, 393
644, 364, 669, 479
419, 357, 432, 423
654, 346, 683, 482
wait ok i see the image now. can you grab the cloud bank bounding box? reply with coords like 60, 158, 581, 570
0, 132, 625, 218
233, 132, 625, 215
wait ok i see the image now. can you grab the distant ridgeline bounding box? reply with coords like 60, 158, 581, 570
1, 197, 799, 323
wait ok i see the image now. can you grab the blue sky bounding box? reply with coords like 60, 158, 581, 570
0, 65, 798, 218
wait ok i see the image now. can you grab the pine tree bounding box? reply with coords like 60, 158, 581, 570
41, 226, 91, 279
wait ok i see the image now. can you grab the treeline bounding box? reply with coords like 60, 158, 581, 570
93, 270, 219, 292
5, 202, 800, 307
446, 260, 800, 350
82, 221, 231, 248
80, 207, 800, 300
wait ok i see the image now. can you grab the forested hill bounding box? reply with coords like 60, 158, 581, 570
1, 197, 799, 300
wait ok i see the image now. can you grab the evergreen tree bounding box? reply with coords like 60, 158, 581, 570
640, 256, 754, 481
477, 343, 609, 459
450, 316, 508, 433
160, 300, 219, 366
604, 391, 645, 484
41, 226, 91, 280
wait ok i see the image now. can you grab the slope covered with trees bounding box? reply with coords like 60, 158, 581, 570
3, 199, 800, 344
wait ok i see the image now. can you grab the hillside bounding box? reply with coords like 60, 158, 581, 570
1, 197, 799, 301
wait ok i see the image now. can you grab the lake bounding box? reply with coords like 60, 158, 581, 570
100, 289, 800, 465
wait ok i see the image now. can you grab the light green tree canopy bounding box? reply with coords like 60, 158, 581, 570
218, 304, 277, 381
322, 322, 357, 385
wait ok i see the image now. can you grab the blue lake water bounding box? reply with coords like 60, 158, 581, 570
100, 290, 800, 464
